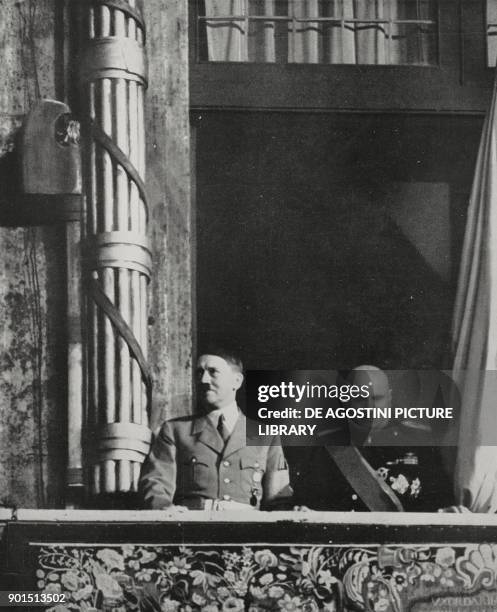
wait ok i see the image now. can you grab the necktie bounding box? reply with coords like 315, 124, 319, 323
217, 414, 229, 443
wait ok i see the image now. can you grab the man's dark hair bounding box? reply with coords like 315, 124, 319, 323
197, 345, 244, 373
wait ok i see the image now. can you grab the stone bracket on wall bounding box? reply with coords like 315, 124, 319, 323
0, 100, 82, 226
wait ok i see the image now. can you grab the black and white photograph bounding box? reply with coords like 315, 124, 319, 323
2, 1, 497, 611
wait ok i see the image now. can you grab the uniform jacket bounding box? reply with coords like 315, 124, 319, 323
286, 443, 454, 512
139, 411, 290, 510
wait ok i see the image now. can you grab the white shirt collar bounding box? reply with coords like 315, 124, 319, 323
207, 401, 239, 435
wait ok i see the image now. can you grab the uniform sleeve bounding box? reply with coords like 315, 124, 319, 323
138, 420, 177, 509
262, 435, 293, 510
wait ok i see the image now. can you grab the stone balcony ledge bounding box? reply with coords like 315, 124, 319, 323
0, 508, 496, 525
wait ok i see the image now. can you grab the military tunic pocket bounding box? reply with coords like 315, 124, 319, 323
181, 456, 210, 494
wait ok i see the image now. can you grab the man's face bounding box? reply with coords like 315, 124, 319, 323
348, 368, 392, 441
196, 354, 243, 410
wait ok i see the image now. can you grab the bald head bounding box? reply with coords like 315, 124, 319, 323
349, 366, 391, 409
347, 366, 391, 444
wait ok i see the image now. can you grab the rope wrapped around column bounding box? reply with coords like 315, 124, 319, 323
79, 0, 152, 498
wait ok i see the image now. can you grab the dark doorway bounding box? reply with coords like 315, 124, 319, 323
195, 112, 481, 370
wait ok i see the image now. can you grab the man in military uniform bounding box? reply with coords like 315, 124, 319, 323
139, 348, 291, 510
288, 367, 455, 512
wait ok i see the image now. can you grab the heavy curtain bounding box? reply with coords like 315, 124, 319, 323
452, 71, 497, 513
203, 0, 435, 65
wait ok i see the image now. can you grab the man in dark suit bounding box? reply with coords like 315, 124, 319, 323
139, 348, 291, 510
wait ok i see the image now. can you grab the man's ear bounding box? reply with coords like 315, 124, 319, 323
233, 371, 244, 391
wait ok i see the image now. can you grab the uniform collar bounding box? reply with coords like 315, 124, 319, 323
191, 404, 246, 457
206, 401, 239, 435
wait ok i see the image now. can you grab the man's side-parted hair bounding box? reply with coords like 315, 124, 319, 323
197, 345, 244, 374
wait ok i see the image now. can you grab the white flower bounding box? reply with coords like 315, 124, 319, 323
139, 549, 158, 564
254, 550, 278, 568
390, 570, 408, 592
217, 586, 230, 600
161, 598, 180, 612
121, 544, 135, 558
250, 586, 265, 599
95, 573, 123, 599
410, 478, 421, 498
260, 572, 274, 585
435, 547, 455, 569
318, 569, 338, 589
96, 548, 125, 571
224, 570, 236, 583
61, 571, 79, 592
278, 594, 304, 611
268, 586, 285, 599
440, 568, 455, 587
389, 474, 409, 495
222, 597, 244, 612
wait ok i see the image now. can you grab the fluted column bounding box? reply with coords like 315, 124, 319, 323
79, 0, 152, 498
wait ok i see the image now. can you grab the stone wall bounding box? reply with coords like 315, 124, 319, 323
0, 0, 67, 509
144, 0, 193, 430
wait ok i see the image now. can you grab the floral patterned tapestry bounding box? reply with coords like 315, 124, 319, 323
35, 543, 497, 612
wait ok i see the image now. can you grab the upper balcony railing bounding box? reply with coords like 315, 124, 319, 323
190, 0, 497, 113
196, 0, 438, 66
